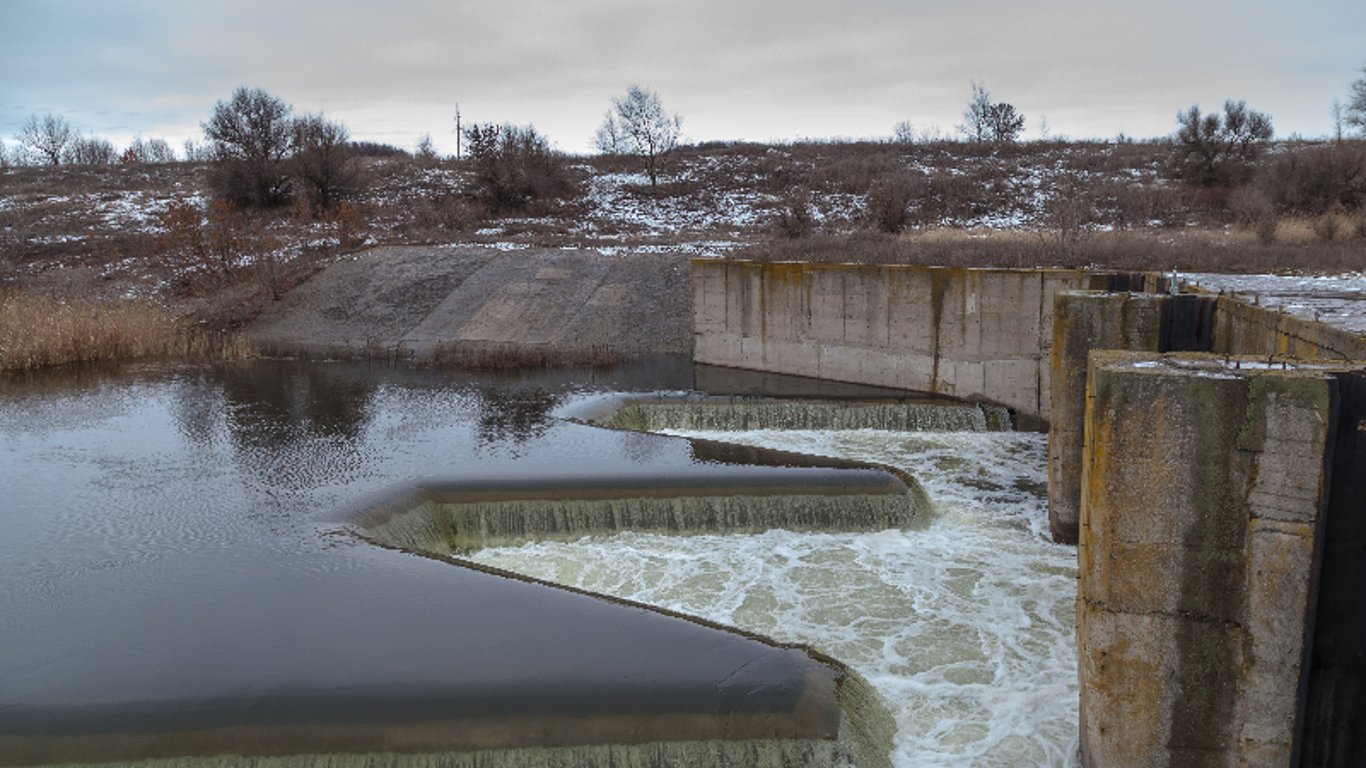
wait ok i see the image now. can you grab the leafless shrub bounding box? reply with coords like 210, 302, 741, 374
65, 136, 117, 165
812, 147, 896, 193
738, 230, 1366, 273
411, 194, 482, 233
1251, 142, 1366, 215
1040, 172, 1098, 255
865, 175, 915, 233
464, 123, 575, 214
770, 189, 815, 238
332, 202, 366, 250
202, 87, 295, 207
158, 200, 208, 267
1170, 100, 1273, 188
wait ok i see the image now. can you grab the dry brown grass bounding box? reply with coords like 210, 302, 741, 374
739, 228, 1366, 274
0, 290, 252, 372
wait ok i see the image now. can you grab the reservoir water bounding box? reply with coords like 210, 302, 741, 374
0, 359, 1077, 766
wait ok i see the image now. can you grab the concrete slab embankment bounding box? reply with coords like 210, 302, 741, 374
247, 246, 692, 362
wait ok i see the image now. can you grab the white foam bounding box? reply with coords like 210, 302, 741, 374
468, 429, 1079, 767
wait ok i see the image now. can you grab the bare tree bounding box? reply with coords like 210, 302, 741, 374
1348, 64, 1366, 136
291, 114, 361, 210
596, 84, 682, 188
1171, 100, 1273, 187
1332, 100, 1345, 143
959, 82, 992, 143
183, 138, 212, 162
959, 83, 1024, 144
121, 136, 176, 164
892, 120, 915, 145
202, 87, 295, 207
16, 113, 74, 165
593, 109, 624, 155
415, 133, 437, 164
65, 135, 117, 165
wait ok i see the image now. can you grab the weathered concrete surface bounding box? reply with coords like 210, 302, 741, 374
248, 246, 692, 362
692, 260, 1159, 421
1047, 292, 1218, 543
1048, 287, 1366, 544
1076, 354, 1363, 768
1214, 294, 1366, 362
1047, 292, 1168, 544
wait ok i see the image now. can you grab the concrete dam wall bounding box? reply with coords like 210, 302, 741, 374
691, 260, 1165, 425
690, 259, 1366, 767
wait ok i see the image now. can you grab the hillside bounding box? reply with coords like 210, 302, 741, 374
2, 139, 1363, 335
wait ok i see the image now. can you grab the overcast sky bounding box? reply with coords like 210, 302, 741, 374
2, 0, 1363, 156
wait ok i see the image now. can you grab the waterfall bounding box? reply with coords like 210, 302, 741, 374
593, 398, 1013, 433
361, 488, 923, 556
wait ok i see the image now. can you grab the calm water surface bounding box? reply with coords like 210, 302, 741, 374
0, 359, 1078, 766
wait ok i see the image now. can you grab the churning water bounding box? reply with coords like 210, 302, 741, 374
470, 429, 1080, 768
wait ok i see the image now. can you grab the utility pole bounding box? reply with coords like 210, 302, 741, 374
453, 103, 462, 159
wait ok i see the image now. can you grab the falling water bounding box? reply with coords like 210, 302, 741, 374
469, 428, 1080, 768
594, 398, 1014, 433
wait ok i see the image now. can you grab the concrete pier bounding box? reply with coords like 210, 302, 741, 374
1046, 292, 1217, 543
1076, 354, 1366, 767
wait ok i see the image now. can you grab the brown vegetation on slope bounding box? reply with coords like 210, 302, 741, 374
1, 139, 1362, 371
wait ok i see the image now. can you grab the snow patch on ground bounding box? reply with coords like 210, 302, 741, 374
1185, 272, 1366, 334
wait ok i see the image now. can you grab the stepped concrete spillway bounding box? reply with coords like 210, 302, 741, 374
336, 469, 926, 555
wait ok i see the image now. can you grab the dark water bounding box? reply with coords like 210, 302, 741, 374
0, 358, 696, 569
0, 358, 872, 761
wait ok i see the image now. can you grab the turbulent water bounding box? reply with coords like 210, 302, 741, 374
470, 428, 1081, 768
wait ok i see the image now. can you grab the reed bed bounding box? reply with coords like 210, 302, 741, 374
0, 290, 251, 372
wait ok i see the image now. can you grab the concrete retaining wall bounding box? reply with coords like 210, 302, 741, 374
692, 260, 1158, 422
1077, 354, 1366, 768
1214, 295, 1366, 361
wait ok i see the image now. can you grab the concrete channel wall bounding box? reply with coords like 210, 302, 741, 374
691, 260, 1160, 424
